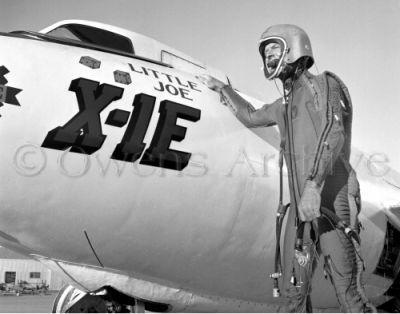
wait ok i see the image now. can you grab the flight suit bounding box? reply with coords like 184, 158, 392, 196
219, 70, 373, 312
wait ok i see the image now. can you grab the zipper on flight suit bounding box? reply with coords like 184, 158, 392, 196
283, 89, 301, 222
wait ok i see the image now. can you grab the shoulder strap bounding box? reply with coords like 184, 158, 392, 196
325, 71, 353, 164
324, 71, 353, 113
307, 71, 354, 181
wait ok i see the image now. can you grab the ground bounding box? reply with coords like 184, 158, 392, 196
0, 293, 57, 313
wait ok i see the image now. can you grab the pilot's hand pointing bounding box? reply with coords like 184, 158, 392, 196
298, 180, 321, 222
197, 74, 226, 93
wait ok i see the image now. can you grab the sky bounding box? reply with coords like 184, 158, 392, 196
0, 0, 399, 171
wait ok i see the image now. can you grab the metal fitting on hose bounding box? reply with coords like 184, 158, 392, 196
269, 272, 282, 279
290, 274, 297, 286
273, 286, 281, 298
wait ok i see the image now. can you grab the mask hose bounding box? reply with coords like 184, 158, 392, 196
270, 146, 289, 297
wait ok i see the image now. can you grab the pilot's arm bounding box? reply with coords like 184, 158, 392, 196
198, 74, 279, 128
220, 85, 280, 128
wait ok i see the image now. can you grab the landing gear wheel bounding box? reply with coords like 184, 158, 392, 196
52, 285, 106, 313
52, 285, 147, 313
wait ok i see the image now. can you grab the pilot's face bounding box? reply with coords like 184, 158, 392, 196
264, 43, 282, 71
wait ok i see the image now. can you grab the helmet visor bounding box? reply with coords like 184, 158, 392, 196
260, 37, 287, 80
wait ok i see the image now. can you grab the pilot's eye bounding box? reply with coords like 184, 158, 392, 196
265, 45, 281, 57
265, 50, 281, 60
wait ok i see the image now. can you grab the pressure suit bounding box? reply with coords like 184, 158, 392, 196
219, 69, 373, 312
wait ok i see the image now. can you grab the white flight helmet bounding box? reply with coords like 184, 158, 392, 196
259, 24, 314, 80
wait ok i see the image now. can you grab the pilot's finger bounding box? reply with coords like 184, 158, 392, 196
195, 75, 205, 84
308, 208, 320, 221
299, 206, 314, 222
197, 74, 223, 91
298, 207, 308, 222
313, 208, 321, 219
196, 74, 212, 85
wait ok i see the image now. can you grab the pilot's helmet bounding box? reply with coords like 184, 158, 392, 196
259, 24, 314, 80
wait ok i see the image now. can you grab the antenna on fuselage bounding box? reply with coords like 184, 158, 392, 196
84, 229, 104, 268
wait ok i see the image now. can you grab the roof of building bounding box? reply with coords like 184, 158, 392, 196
0, 246, 31, 259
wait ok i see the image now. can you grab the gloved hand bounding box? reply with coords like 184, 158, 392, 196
298, 180, 321, 222
197, 74, 226, 92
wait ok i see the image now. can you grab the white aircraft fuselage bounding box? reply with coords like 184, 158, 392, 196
0, 20, 399, 312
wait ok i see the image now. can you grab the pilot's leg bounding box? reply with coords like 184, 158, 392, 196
318, 169, 375, 313
284, 223, 318, 313
319, 228, 365, 312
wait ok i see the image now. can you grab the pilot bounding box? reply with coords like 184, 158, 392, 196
199, 24, 376, 313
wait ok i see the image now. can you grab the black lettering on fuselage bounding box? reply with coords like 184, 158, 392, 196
154, 81, 193, 101
111, 93, 156, 163
41, 78, 124, 154
140, 100, 201, 170
42, 77, 202, 171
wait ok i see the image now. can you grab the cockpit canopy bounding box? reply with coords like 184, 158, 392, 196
40, 20, 228, 83
46, 23, 135, 55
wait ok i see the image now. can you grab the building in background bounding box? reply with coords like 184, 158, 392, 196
0, 246, 65, 291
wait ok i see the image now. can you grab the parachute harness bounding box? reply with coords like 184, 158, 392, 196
270, 205, 366, 295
